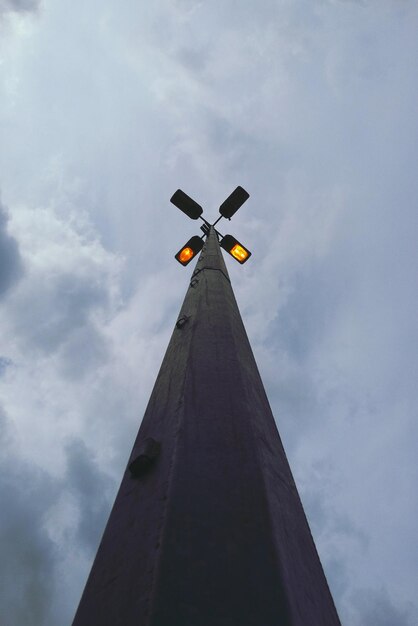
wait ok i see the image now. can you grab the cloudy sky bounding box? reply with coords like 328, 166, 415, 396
0, 0, 417, 624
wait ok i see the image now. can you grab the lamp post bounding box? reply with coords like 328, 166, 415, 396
72, 188, 341, 626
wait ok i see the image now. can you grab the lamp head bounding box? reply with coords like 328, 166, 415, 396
219, 186, 249, 220
171, 190, 203, 220
220, 234, 251, 264
175, 235, 204, 266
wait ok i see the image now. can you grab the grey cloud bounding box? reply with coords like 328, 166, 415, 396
268, 263, 345, 363
0, 409, 59, 626
11, 272, 110, 354
176, 45, 210, 74
323, 556, 349, 607
0, 356, 13, 375
351, 587, 416, 626
0, 201, 23, 298
0, 408, 115, 626
0, 0, 39, 15
57, 323, 108, 380
302, 475, 369, 552
65, 439, 114, 555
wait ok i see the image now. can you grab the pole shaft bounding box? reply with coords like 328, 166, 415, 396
73, 228, 340, 626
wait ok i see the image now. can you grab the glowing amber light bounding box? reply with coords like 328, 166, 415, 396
231, 244, 249, 263
179, 247, 194, 263
175, 235, 203, 266
220, 235, 251, 264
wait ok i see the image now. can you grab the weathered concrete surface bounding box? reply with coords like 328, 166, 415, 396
72, 229, 341, 626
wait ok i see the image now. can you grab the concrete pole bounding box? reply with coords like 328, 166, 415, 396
73, 227, 341, 626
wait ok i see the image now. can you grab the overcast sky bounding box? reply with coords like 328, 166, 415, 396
0, 0, 417, 624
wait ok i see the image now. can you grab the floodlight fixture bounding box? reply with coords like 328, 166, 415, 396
171, 189, 203, 220
220, 234, 251, 264
175, 235, 204, 266
171, 186, 252, 268
218, 186, 249, 220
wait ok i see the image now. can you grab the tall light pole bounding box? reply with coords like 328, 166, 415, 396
72, 188, 341, 625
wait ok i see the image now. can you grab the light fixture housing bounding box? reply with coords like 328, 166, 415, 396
175, 235, 204, 266
220, 234, 251, 264
219, 186, 249, 220
171, 190, 203, 220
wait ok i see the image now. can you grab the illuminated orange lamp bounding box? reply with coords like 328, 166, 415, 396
220, 234, 251, 264
175, 235, 204, 266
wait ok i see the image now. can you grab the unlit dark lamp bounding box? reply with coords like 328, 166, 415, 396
219, 186, 249, 219
220, 234, 251, 264
171, 189, 203, 220
175, 235, 204, 266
